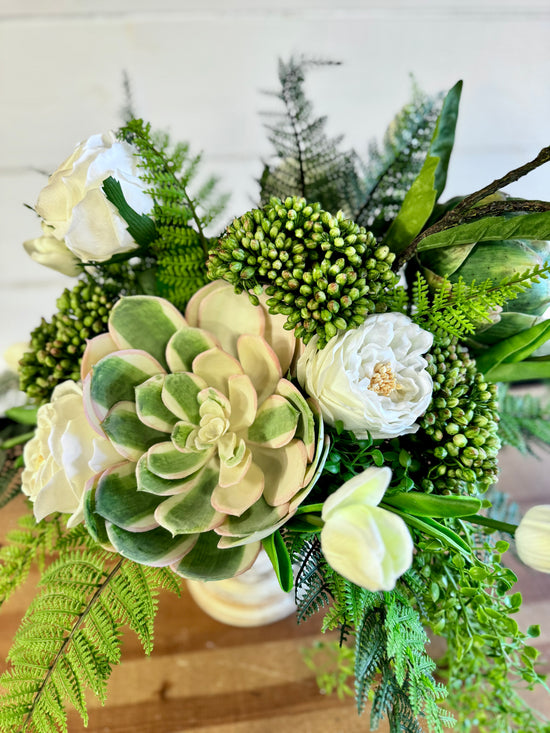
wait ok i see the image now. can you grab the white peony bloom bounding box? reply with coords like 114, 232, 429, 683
320, 466, 413, 591
515, 505, 550, 573
297, 312, 433, 440
30, 131, 152, 268
22, 380, 120, 527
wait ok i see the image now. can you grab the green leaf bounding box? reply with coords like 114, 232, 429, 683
418, 210, 550, 252
484, 359, 550, 383
382, 491, 482, 518
476, 319, 550, 375
391, 508, 472, 557
102, 176, 157, 247
4, 406, 38, 425
385, 80, 462, 254
262, 530, 294, 592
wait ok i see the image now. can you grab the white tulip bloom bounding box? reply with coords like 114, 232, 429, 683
515, 505, 550, 574
320, 466, 413, 591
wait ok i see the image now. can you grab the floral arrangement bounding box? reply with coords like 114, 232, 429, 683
2, 58, 550, 732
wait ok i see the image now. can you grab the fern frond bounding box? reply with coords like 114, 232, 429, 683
0, 511, 61, 607
355, 83, 443, 238
0, 544, 182, 733
260, 57, 364, 216
498, 385, 550, 454
412, 265, 550, 339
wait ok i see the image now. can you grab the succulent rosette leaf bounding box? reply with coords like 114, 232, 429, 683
82, 281, 325, 580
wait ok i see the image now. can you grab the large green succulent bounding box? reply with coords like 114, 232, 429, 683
81, 284, 326, 580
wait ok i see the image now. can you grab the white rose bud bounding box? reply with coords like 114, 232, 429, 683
515, 505, 550, 573
320, 466, 413, 591
297, 312, 433, 440
29, 131, 152, 269
23, 225, 79, 277
22, 380, 120, 527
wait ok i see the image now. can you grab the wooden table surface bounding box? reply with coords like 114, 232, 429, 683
0, 446, 549, 733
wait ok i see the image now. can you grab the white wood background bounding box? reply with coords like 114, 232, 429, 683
1, 0, 550, 365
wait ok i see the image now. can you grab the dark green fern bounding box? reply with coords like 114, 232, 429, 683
0, 524, 182, 732
259, 57, 365, 217
498, 384, 550, 454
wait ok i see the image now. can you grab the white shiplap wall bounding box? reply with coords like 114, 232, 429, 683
1, 0, 550, 365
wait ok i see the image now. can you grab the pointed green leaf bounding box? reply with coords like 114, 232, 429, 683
262, 531, 294, 592
382, 491, 482, 518
109, 296, 186, 369
385, 80, 462, 254
476, 319, 550, 375
418, 211, 550, 252
484, 359, 550, 383
172, 530, 260, 581
102, 176, 157, 247
106, 523, 198, 566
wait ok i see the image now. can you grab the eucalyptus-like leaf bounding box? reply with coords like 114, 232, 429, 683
418, 211, 550, 252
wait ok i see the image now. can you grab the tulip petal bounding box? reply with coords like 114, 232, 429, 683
322, 466, 392, 521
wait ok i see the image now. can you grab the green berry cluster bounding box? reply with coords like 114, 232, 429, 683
207, 196, 399, 347
413, 339, 500, 495
19, 280, 116, 404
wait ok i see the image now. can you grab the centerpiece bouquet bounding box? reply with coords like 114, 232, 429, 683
2, 58, 550, 732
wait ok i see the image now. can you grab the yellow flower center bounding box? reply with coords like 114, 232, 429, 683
368, 362, 400, 396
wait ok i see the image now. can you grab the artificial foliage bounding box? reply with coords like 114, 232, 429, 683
208, 195, 399, 347
0, 522, 181, 733
18, 280, 116, 404
2, 57, 550, 733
